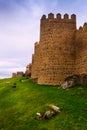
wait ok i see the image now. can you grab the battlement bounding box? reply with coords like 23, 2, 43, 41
40, 13, 76, 42
78, 22, 87, 31
83, 22, 87, 31
41, 13, 76, 22
79, 26, 83, 31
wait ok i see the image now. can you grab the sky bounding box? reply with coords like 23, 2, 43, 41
0, 0, 87, 79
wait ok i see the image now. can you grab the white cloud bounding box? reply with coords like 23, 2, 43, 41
0, 58, 26, 79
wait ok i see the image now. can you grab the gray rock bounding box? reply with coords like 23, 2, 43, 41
36, 112, 42, 120
50, 105, 60, 113
36, 105, 61, 120
60, 74, 87, 89
60, 80, 75, 89
43, 110, 55, 119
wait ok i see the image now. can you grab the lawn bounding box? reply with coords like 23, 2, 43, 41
0, 77, 87, 130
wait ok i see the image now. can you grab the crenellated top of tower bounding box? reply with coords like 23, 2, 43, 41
78, 22, 87, 31
83, 22, 87, 31
41, 13, 76, 22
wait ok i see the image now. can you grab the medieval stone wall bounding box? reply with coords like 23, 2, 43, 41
31, 42, 41, 79
75, 23, 87, 74
38, 13, 76, 85
29, 13, 87, 85
12, 72, 24, 78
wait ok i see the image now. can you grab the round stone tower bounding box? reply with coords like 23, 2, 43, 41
31, 13, 76, 85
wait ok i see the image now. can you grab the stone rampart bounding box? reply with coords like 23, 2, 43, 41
30, 13, 87, 85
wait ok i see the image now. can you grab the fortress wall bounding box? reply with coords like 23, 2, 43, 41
75, 23, 87, 74
31, 13, 87, 85
37, 13, 76, 85
38, 39, 76, 85
31, 42, 41, 79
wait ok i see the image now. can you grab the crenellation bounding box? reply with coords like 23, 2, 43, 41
41, 15, 46, 20
64, 13, 69, 19
79, 26, 83, 31
41, 13, 76, 23
48, 13, 54, 19
40, 13, 76, 44
83, 22, 87, 26
71, 14, 76, 21
83, 22, 87, 31
56, 13, 61, 19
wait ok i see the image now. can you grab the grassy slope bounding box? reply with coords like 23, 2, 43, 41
0, 77, 87, 130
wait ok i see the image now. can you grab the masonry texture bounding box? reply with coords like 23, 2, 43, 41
27, 13, 87, 85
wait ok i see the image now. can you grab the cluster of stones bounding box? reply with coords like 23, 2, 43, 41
26, 13, 87, 85
36, 105, 60, 120
60, 74, 87, 89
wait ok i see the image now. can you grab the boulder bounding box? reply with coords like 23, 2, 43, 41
60, 74, 87, 89
36, 105, 61, 120
49, 105, 60, 113
36, 112, 42, 120
60, 80, 75, 89
43, 110, 55, 119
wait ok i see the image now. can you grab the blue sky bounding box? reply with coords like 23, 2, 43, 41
0, 0, 87, 78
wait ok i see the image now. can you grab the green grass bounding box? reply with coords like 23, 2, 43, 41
0, 77, 87, 130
